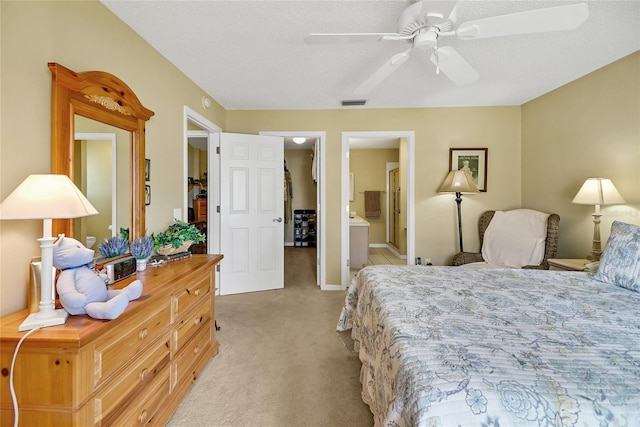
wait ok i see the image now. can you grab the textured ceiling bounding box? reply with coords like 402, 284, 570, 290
101, 0, 640, 110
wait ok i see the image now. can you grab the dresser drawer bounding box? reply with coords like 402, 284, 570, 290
94, 332, 170, 425
94, 300, 171, 388
173, 297, 211, 354
173, 271, 211, 319
107, 366, 170, 427
171, 322, 211, 391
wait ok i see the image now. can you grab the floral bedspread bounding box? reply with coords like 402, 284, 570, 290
337, 265, 640, 427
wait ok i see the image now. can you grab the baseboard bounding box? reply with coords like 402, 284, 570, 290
368, 243, 407, 260
321, 284, 343, 291
284, 241, 294, 247
385, 244, 406, 260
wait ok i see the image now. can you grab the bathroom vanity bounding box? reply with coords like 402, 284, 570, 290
349, 216, 370, 269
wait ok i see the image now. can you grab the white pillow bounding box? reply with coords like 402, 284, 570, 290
481, 209, 549, 268
590, 221, 640, 292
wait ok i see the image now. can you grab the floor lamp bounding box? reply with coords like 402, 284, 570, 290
439, 170, 479, 252
0, 174, 98, 331
572, 177, 625, 261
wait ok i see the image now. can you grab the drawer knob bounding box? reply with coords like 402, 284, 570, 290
194, 345, 200, 355
139, 410, 148, 424
139, 328, 149, 340
140, 368, 149, 381
194, 289, 201, 296
194, 316, 202, 326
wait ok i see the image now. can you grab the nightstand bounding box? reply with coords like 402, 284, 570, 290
548, 258, 590, 272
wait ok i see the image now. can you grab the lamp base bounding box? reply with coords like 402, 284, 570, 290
587, 253, 601, 262
18, 308, 68, 332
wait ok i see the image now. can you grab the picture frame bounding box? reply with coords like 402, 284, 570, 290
449, 148, 488, 192
145, 158, 151, 182
145, 185, 151, 206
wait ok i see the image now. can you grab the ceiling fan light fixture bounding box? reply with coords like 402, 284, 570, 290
292, 137, 306, 144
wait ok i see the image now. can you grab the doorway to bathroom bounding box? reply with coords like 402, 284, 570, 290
340, 131, 415, 289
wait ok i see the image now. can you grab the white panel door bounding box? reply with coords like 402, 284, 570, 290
220, 133, 284, 295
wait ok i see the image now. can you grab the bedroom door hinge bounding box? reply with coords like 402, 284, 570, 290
347, 259, 350, 267
216, 146, 220, 155
216, 264, 220, 272
216, 205, 220, 213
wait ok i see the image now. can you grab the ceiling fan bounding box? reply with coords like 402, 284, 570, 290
305, 1, 589, 95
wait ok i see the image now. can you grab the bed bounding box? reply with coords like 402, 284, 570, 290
338, 221, 640, 427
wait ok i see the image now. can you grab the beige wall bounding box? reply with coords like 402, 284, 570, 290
226, 107, 523, 284
284, 149, 317, 243
0, 0, 226, 316
522, 52, 640, 258
349, 149, 399, 245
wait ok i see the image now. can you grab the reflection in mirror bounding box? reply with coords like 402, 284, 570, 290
74, 132, 115, 248
74, 116, 131, 248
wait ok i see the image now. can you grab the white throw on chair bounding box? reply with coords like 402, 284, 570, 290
453, 209, 560, 269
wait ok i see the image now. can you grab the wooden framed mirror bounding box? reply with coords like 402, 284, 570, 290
49, 63, 154, 241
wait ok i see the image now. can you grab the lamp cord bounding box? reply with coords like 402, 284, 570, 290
10, 326, 41, 427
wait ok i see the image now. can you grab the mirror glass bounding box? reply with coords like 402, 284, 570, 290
73, 115, 131, 249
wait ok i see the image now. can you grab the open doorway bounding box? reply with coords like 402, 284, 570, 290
186, 131, 208, 253
183, 106, 222, 291
341, 131, 415, 289
260, 131, 326, 290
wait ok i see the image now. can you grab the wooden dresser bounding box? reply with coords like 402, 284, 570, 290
193, 199, 207, 223
0, 254, 222, 426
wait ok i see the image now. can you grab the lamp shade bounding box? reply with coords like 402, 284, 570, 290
0, 174, 98, 220
438, 170, 479, 193
572, 178, 625, 206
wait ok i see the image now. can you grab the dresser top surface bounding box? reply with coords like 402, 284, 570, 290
0, 254, 223, 346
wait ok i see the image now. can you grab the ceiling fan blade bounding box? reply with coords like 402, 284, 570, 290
429, 46, 479, 86
354, 49, 412, 95
304, 33, 400, 44
456, 3, 589, 40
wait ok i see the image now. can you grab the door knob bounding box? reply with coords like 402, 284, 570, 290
273, 217, 283, 223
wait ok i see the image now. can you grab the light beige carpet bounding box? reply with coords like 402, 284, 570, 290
167, 247, 373, 427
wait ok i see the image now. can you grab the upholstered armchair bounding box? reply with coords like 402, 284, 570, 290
453, 210, 560, 269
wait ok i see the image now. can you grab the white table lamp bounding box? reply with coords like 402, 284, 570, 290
0, 174, 98, 331
439, 170, 479, 252
572, 177, 625, 261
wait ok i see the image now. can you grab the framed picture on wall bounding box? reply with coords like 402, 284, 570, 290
450, 148, 488, 192
145, 185, 151, 206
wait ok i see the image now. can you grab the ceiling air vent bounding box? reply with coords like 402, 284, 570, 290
341, 99, 367, 107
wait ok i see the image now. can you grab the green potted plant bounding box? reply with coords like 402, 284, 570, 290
152, 221, 205, 256
130, 236, 154, 271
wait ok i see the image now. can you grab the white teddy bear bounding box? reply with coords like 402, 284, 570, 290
53, 235, 143, 320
